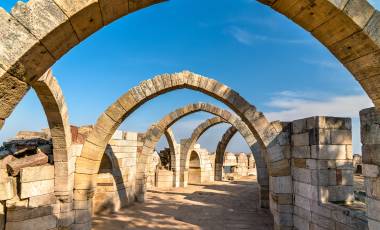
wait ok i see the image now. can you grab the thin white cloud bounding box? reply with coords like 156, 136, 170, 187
265, 91, 373, 121
301, 58, 342, 69
226, 26, 312, 46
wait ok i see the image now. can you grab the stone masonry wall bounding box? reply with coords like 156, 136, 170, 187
360, 107, 380, 229
290, 116, 367, 230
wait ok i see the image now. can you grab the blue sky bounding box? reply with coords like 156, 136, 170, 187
1, 0, 378, 154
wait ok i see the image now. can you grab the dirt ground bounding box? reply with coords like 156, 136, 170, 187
93, 176, 273, 230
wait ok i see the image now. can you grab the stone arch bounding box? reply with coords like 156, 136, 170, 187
163, 128, 180, 187
0, 0, 164, 128
215, 126, 239, 180
163, 128, 178, 170
138, 103, 269, 197
31, 69, 72, 197
188, 150, 203, 184
180, 116, 269, 207
1, 0, 379, 133
73, 72, 287, 228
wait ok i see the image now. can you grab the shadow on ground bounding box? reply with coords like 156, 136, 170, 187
92, 176, 274, 230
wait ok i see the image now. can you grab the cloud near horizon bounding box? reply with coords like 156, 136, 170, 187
265, 91, 373, 121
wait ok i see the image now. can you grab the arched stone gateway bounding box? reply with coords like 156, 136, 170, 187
138, 104, 269, 204
188, 150, 203, 184
216, 126, 238, 180
180, 116, 269, 207
0, 0, 164, 128
74, 72, 288, 228
0, 0, 379, 132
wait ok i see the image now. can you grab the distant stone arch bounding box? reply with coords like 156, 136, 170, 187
138, 103, 269, 202
180, 116, 269, 207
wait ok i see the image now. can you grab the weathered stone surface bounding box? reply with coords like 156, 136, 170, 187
0, 178, 15, 200
11, 0, 79, 60
5, 214, 57, 230
7, 151, 49, 176
311, 145, 347, 160
363, 164, 380, 178
20, 179, 54, 199
7, 205, 53, 222
54, 0, 104, 40
28, 193, 57, 207
20, 165, 54, 183
0, 72, 29, 119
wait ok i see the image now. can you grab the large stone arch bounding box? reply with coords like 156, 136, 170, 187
73, 72, 288, 228
0, 0, 379, 132
0, 0, 164, 128
180, 116, 269, 207
31, 69, 72, 197
136, 103, 256, 191
138, 103, 269, 204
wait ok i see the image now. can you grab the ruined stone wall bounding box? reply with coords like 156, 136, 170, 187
0, 129, 140, 230
92, 131, 138, 214
156, 169, 174, 188
289, 116, 367, 230
360, 108, 380, 229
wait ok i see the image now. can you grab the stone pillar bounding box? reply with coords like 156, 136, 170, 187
291, 116, 354, 229
171, 143, 181, 188
135, 133, 146, 203
360, 108, 380, 229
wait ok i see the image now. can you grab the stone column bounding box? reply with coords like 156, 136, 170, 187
360, 108, 380, 229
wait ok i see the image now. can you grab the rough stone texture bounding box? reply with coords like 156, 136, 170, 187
361, 107, 380, 229
20, 179, 55, 199
20, 165, 54, 183
31, 69, 73, 196
290, 116, 366, 230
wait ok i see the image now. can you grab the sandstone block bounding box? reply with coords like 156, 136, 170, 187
270, 176, 292, 193
294, 206, 311, 221
5, 214, 57, 230
311, 145, 347, 160
311, 212, 334, 229
6, 195, 28, 210
293, 167, 312, 184
54, 0, 103, 41
75, 209, 91, 224
368, 197, 380, 221
363, 164, 380, 178
58, 210, 74, 227
21, 179, 54, 199
292, 146, 310, 158
309, 128, 330, 145
28, 193, 57, 207
331, 129, 352, 144
368, 219, 380, 230
292, 119, 307, 134
294, 215, 310, 230
6, 205, 53, 222
20, 165, 54, 182
7, 151, 49, 176
292, 132, 309, 146
0, 177, 15, 200
10, 0, 79, 59
295, 194, 311, 211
